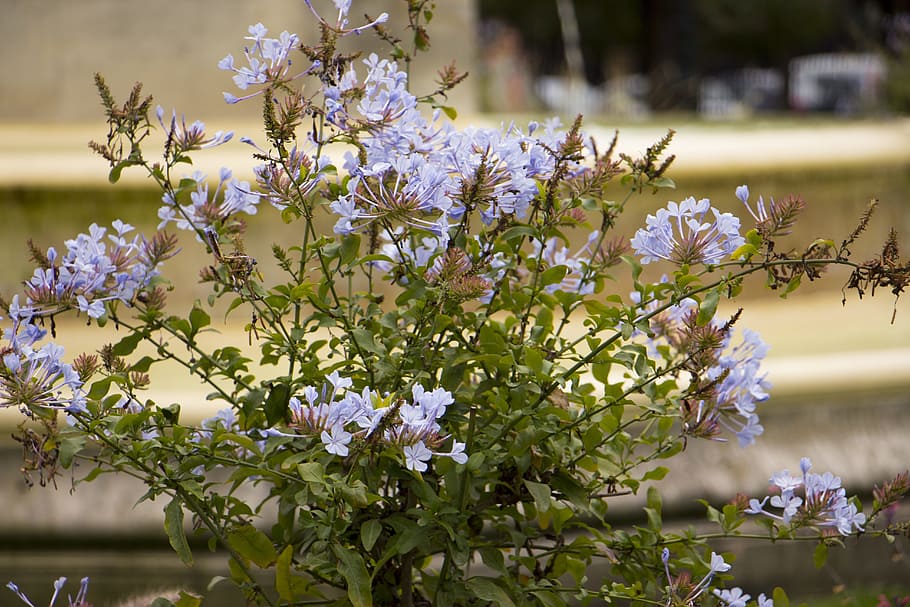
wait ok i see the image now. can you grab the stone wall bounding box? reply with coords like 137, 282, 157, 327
0, 0, 477, 123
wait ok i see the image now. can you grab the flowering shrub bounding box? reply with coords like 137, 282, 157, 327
3, 2, 910, 606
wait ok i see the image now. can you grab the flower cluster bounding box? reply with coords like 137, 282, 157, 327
661, 549, 773, 607
7, 577, 91, 607
252, 144, 326, 211
0, 221, 176, 413
632, 287, 771, 447
325, 55, 582, 238
157, 168, 259, 238
14, 221, 173, 321
630, 196, 744, 265
699, 327, 771, 447
156, 106, 233, 153
746, 457, 867, 535
0, 336, 85, 413
268, 372, 467, 473
218, 23, 307, 104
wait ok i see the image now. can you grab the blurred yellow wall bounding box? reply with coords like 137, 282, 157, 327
0, 0, 477, 123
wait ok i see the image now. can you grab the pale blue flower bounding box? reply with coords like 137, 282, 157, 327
714, 587, 751, 607
735, 184, 750, 204
434, 441, 468, 464
685, 551, 731, 600
770, 468, 802, 492
404, 442, 433, 472
736, 183, 771, 224
15, 221, 165, 320
321, 424, 352, 456
76, 295, 104, 319
6, 581, 37, 607
0, 340, 85, 412
698, 327, 771, 447
708, 551, 731, 574
278, 373, 465, 466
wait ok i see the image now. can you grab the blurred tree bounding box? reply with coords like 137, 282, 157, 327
695, 0, 850, 106
478, 0, 890, 111
478, 0, 641, 83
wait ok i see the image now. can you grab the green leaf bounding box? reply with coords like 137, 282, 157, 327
813, 542, 828, 569
227, 524, 278, 568
264, 382, 291, 426
440, 105, 457, 120
641, 466, 668, 481
531, 590, 564, 607
539, 265, 568, 288
524, 480, 552, 513
500, 225, 536, 242
731, 243, 759, 261
524, 348, 544, 374
696, 289, 719, 326
782, 274, 802, 298
86, 376, 114, 400
112, 331, 144, 356
351, 328, 384, 355
58, 433, 87, 468
773, 587, 791, 607
223, 296, 245, 321
164, 497, 193, 566
297, 462, 325, 484
189, 306, 211, 332
276, 545, 295, 602
477, 546, 506, 574
174, 591, 203, 607
332, 544, 372, 607
466, 577, 515, 607
361, 519, 382, 552
592, 361, 611, 384
649, 176, 676, 190
339, 233, 361, 266
108, 160, 132, 184
131, 355, 157, 373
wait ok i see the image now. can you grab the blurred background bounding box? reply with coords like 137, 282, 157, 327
1, 0, 909, 604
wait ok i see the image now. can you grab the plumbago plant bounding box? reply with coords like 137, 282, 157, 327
3, 2, 910, 607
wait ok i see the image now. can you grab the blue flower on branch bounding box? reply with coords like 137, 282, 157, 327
631, 196, 745, 265
8, 221, 174, 326
218, 23, 321, 105
156, 106, 233, 153
746, 457, 866, 535
274, 374, 466, 472
303, 0, 388, 37
158, 169, 259, 237
0, 341, 85, 413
